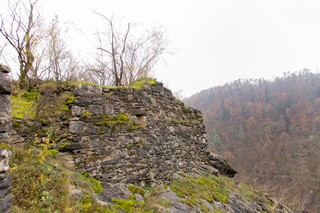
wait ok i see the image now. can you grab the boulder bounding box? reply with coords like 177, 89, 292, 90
206, 152, 237, 177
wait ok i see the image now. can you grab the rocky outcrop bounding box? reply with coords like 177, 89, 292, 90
206, 152, 237, 177
0, 149, 13, 213
0, 64, 12, 140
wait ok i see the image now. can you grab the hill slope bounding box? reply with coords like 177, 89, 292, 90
184, 70, 320, 212
0, 63, 293, 212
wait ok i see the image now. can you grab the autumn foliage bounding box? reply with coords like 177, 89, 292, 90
185, 69, 320, 212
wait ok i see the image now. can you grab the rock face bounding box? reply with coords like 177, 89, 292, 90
0, 64, 12, 140
206, 152, 237, 177
65, 82, 235, 183
0, 149, 13, 213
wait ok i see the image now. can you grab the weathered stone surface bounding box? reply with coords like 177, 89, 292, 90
206, 152, 237, 177
73, 84, 102, 97
0, 150, 11, 173
0, 149, 13, 213
69, 121, 87, 134
63, 82, 234, 184
0, 74, 11, 95
88, 105, 103, 115
0, 64, 11, 73
0, 65, 12, 141
98, 183, 131, 203
71, 106, 84, 117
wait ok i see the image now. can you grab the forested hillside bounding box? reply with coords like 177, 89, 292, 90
184, 69, 320, 212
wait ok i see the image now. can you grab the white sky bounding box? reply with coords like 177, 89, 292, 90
4, 0, 320, 97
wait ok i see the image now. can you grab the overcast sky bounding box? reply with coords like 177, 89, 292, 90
8, 0, 320, 97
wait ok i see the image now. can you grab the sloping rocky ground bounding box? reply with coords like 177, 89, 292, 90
97, 172, 293, 213
0, 63, 293, 212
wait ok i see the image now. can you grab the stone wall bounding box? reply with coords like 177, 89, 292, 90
0, 149, 13, 213
0, 64, 12, 140
64, 82, 231, 183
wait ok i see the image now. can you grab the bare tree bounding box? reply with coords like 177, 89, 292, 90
0, 0, 43, 88
93, 13, 169, 86
44, 16, 79, 84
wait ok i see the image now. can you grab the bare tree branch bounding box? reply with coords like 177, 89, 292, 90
90, 13, 169, 86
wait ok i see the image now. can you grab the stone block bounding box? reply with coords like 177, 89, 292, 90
69, 121, 86, 134
73, 84, 102, 97
88, 105, 103, 115
0, 76, 11, 95
71, 106, 83, 117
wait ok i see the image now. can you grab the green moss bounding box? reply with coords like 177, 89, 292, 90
80, 172, 103, 194
76, 81, 98, 86
12, 121, 21, 128
157, 199, 171, 208
59, 105, 70, 111
93, 114, 141, 131
169, 173, 231, 208
88, 177, 104, 194
112, 197, 137, 213
114, 113, 130, 122
45, 149, 59, 156
65, 95, 76, 106
103, 78, 156, 90
81, 110, 93, 118
237, 183, 261, 201
38, 81, 58, 93
0, 143, 11, 150
21, 91, 40, 101
11, 94, 36, 119
128, 184, 145, 196
129, 78, 156, 89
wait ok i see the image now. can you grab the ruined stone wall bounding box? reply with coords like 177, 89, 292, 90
0, 149, 13, 213
0, 64, 12, 140
66, 82, 210, 183
0, 64, 13, 212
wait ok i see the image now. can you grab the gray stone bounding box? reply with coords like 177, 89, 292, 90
0, 120, 11, 134
102, 103, 113, 114
207, 153, 237, 177
69, 121, 86, 134
0, 96, 11, 118
0, 76, 11, 95
71, 106, 83, 116
137, 148, 147, 157
0, 194, 13, 213
200, 199, 215, 212
0, 64, 11, 73
135, 193, 144, 202
73, 84, 102, 97
88, 105, 103, 115
0, 150, 11, 173
97, 183, 131, 203
0, 149, 12, 213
